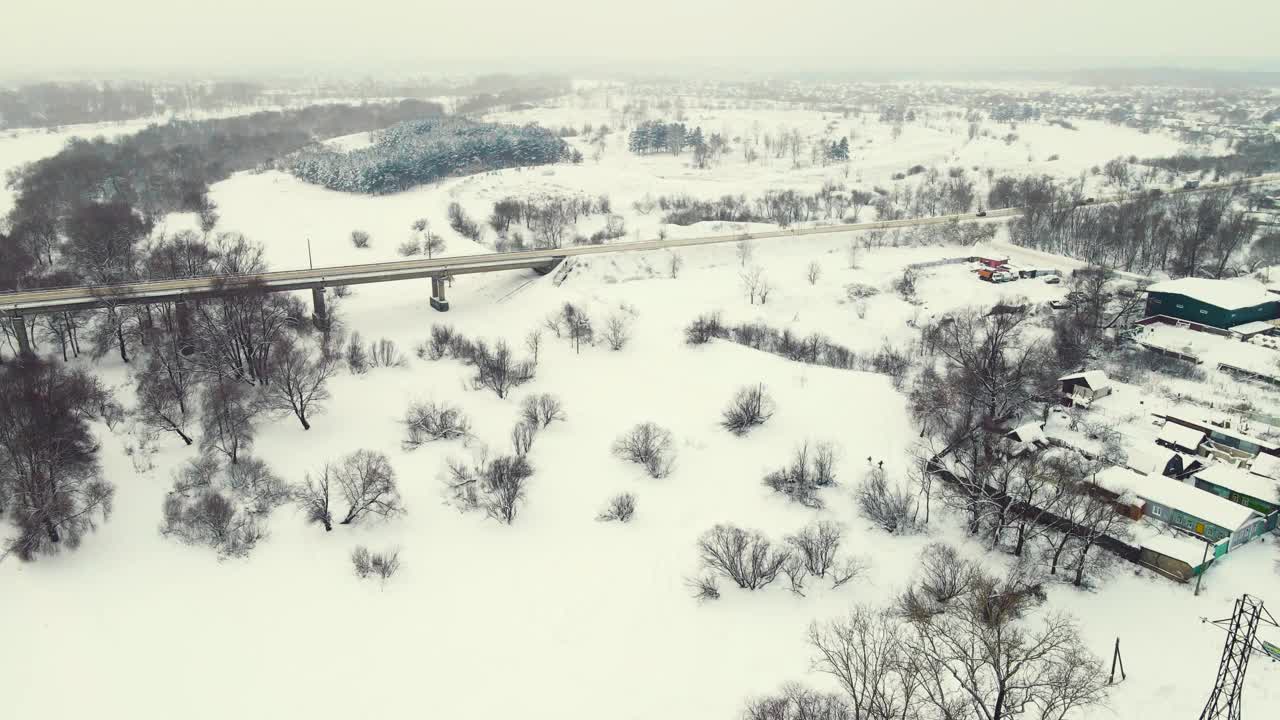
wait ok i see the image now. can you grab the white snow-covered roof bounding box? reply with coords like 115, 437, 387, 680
1127, 445, 1186, 477
1059, 370, 1111, 391
1232, 320, 1276, 336
1158, 422, 1206, 451
1145, 278, 1276, 311
1141, 533, 1213, 568
1010, 421, 1047, 444
1094, 466, 1260, 531
1251, 453, 1280, 480
1194, 464, 1279, 505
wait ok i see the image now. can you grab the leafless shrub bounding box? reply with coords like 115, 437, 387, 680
685, 312, 728, 345
520, 393, 565, 428
918, 542, 978, 604
697, 524, 790, 590
396, 239, 421, 257
829, 555, 869, 589
511, 421, 537, 457
402, 400, 471, 448
604, 312, 632, 351
350, 230, 371, 249
686, 574, 721, 602
854, 466, 918, 534
160, 453, 281, 556
764, 441, 838, 508
345, 331, 369, 374
806, 261, 822, 285
721, 384, 774, 435
561, 302, 594, 353
786, 521, 843, 578
336, 450, 404, 525
426, 324, 456, 360
351, 546, 401, 585
783, 556, 809, 596
524, 329, 542, 365
469, 339, 535, 398
445, 449, 532, 525
597, 492, 637, 522
844, 282, 879, 301
367, 338, 405, 369
612, 422, 676, 478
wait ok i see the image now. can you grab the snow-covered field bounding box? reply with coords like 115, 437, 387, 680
5, 95, 1280, 719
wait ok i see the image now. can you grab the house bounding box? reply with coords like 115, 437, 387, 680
1092, 466, 1267, 547
1160, 413, 1280, 460
1144, 278, 1280, 330
1059, 371, 1112, 406
1128, 444, 1198, 479
1139, 532, 1220, 582
1193, 463, 1280, 515
1156, 421, 1206, 455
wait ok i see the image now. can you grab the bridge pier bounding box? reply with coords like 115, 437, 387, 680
311, 287, 329, 329
174, 299, 194, 355
9, 313, 31, 356
430, 276, 450, 312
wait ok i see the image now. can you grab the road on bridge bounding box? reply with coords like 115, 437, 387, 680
2, 172, 1277, 317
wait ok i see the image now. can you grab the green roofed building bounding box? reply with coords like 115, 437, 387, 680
1144, 278, 1280, 329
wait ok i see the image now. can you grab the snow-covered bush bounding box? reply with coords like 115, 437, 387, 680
511, 421, 537, 457
603, 312, 632, 351
721, 384, 774, 435
402, 400, 472, 448
612, 422, 676, 478
350, 229, 371, 249
684, 312, 728, 345
469, 339, 535, 398
597, 493, 637, 523
785, 521, 843, 578
696, 524, 790, 590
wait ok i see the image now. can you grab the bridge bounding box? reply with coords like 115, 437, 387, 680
3, 173, 1277, 354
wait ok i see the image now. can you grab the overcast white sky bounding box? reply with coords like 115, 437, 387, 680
3, 0, 1278, 78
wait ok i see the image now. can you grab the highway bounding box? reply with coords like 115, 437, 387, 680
2, 172, 1277, 317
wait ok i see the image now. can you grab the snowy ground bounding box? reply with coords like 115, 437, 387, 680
5, 95, 1280, 719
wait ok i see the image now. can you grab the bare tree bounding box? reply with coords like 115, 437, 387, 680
511, 420, 537, 457
613, 422, 677, 478
0, 358, 115, 561
470, 339, 535, 398
809, 606, 919, 720
736, 239, 755, 267
336, 450, 404, 525
604, 312, 633, 351
722, 383, 775, 435
265, 336, 337, 430
806, 261, 822, 285
134, 337, 197, 445
744, 683, 851, 720
293, 465, 334, 531
669, 250, 684, 278
742, 265, 766, 304
562, 303, 594, 354
199, 374, 263, 465
855, 466, 918, 534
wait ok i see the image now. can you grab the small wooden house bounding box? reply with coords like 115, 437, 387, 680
1059, 371, 1112, 406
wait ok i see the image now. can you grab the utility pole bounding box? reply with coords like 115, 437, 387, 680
1195, 540, 1212, 596
307, 238, 314, 269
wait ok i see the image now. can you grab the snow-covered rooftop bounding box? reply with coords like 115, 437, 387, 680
1158, 422, 1206, 451
1232, 320, 1277, 336
1251, 452, 1280, 480
1194, 463, 1279, 505
1010, 421, 1047, 444
1141, 532, 1214, 568
1094, 466, 1260, 531
1059, 369, 1111, 390
1145, 277, 1276, 311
